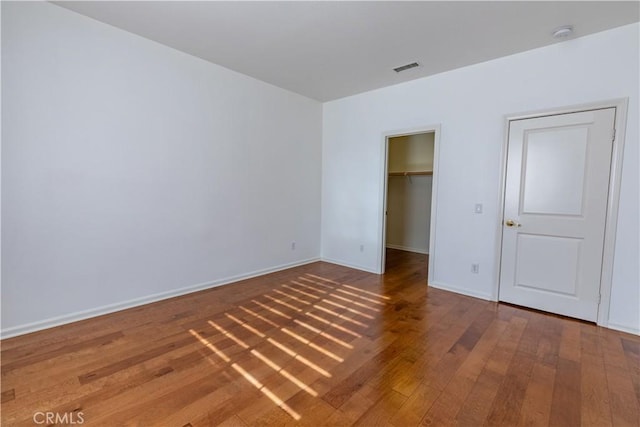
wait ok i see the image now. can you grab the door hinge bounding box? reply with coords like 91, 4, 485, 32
598, 294, 602, 304
612, 128, 616, 143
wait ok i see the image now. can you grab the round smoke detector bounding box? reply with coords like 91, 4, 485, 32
552, 25, 574, 39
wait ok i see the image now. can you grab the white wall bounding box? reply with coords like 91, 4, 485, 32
1, 2, 322, 336
3, 3, 638, 338
322, 23, 640, 333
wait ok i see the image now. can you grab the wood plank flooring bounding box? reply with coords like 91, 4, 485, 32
1, 249, 639, 426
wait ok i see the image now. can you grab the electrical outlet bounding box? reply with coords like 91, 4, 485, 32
471, 263, 480, 274
291, 242, 296, 250
360, 244, 364, 252
474, 203, 483, 214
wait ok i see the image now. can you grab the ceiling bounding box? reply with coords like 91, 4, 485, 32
55, 1, 639, 102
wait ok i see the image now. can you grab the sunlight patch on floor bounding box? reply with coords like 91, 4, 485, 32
188, 275, 391, 421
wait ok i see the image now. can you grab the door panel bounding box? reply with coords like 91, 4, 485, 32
521, 127, 588, 215
499, 108, 615, 322
515, 234, 581, 296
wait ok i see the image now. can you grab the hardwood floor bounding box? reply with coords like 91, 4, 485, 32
2, 249, 639, 426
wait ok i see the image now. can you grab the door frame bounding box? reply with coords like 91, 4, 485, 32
378, 124, 441, 282
494, 98, 629, 327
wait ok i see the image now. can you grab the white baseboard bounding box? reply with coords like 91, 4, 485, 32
0, 257, 320, 339
428, 280, 494, 301
320, 257, 380, 274
385, 244, 428, 255
606, 321, 640, 336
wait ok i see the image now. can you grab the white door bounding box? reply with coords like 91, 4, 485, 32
499, 108, 616, 322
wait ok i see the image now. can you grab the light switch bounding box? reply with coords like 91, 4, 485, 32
474, 203, 483, 214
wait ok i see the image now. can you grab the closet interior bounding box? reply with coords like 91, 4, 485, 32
385, 132, 434, 267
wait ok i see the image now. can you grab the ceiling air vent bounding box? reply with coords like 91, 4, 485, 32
393, 62, 420, 73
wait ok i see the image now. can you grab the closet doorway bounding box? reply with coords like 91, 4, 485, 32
381, 129, 438, 276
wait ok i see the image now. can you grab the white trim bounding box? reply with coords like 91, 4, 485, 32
494, 98, 629, 328
321, 257, 379, 274
379, 131, 390, 274
427, 126, 442, 286
0, 257, 320, 339
429, 281, 493, 301
492, 116, 512, 302
386, 244, 428, 255
606, 322, 640, 336
597, 99, 629, 329
378, 124, 441, 276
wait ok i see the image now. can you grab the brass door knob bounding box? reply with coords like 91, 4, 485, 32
505, 219, 521, 227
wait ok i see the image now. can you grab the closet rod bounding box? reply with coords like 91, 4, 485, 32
388, 171, 433, 176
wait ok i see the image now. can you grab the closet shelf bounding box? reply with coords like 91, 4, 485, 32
388, 171, 433, 176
